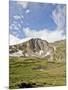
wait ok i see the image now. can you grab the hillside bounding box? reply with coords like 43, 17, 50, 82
9, 38, 66, 62
9, 39, 66, 88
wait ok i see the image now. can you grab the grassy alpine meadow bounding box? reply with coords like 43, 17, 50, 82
9, 56, 66, 89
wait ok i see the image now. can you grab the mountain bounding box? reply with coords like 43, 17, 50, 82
52, 40, 66, 62
9, 38, 66, 62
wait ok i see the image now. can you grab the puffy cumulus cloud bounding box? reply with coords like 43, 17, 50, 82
52, 5, 66, 30
23, 27, 65, 42
17, 1, 28, 9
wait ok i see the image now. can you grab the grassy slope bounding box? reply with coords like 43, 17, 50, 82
9, 56, 66, 89
53, 40, 66, 62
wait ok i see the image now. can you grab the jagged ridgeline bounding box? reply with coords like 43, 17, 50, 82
9, 38, 66, 62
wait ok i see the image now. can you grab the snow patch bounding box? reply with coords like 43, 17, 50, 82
25, 53, 29, 56
53, 46, 56, 51
39, 50, 43, 55
45, 51, 51, 56
9, 50, 23, 57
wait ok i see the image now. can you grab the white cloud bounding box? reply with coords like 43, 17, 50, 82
10, 4, 66, 44
52, 5, 66, 30
17, 1, 28, 9
21, 15, 24, 19
10, 23, 15, 30
9, 34, 20, 45
26, 9, 30, 13
23, 27, 65, 42
22, 5, 66, 42
10, 34, 31, 45
17, 23, 21, 28
13, 21, 17, 24
12, 21, 21, 28
10, 22, 21, 38
13, 15, 21, 20
10, 20, 22, 30
10, 23, 19, 30
14, 25, 19, 30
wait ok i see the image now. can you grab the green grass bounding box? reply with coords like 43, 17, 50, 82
9, 56, 66, 89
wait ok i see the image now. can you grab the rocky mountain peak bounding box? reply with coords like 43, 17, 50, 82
9, 38, 65, 62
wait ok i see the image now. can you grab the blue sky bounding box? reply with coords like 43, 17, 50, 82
9, 1, 66, 43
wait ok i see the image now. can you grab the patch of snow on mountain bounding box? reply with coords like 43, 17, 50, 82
53, 46, 56, 51
45, 51, 51, 57
9, 50, 23, 57
25, 53, 29, 56
39, 50, 43, 55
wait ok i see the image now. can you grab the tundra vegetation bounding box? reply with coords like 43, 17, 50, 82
9, 39, 66, 89
9, 56, 66, 89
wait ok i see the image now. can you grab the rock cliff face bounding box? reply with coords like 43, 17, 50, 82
9, 38, 66, 62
